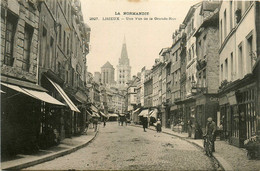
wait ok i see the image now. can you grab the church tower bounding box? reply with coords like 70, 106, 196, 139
101, 61, 115, 85
117, 37, 131, 89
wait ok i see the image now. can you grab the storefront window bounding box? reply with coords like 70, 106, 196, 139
231, 106, 239, 138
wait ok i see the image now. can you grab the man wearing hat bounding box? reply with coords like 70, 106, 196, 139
205, 117, 216, 152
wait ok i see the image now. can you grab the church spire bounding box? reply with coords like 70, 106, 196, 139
119, 37, 129, 65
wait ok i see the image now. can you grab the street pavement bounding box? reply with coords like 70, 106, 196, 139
25, 122, 215, 170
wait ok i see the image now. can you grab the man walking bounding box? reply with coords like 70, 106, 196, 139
142, 117, 148, 132
205, 117, 216, 152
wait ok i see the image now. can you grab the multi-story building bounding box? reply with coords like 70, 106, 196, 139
37, 0, 90, 138
126, 76, 139, 113
176, 26, 187, 131
140, 67, 149, 107
136, 72, 141, 106
1, 0, 90, 156
184, 2, 202, 98
193, 2, 220, 134
218, 1, 259, 147
106, 86, 125, 114
117, 39, 131, 89
152, 59, 163, 108
159, 48, 170, 127
169, 26, 185, 126
101, 61, 116, 85
94, 72, 101, 83
144, 71, 153, 108
1, 0, 42, 156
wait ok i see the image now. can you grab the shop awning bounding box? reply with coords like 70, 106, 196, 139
91, 105, 99, 113
93, 112, 100, 118
133, 108, 140, 113
99, 111, 108, 117
138, 109, 149, 117
86, 110, 95, 117
47, 77, 80, 112
108, 114, 118, 117
149, 109, 158, 118
1, 82, 65, 106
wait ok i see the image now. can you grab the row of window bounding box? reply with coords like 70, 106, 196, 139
220, 1, 253, 44
220, 34, 254, 82
3, 11, 34, 72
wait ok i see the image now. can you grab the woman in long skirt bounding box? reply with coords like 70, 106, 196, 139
156, 118, 162, 133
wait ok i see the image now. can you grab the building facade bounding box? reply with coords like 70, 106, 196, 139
1, 0, 90, 156
218, 1, 259, 147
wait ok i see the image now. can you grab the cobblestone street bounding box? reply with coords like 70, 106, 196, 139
26, 122, 215, 170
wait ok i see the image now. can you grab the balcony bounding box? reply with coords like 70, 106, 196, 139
191, 81, 207, 95
196, 59, 207, 71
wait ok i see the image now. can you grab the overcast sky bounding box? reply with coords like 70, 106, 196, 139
81, 0, 199, 77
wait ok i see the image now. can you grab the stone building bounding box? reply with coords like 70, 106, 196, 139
94, 71, 101, 83
101, 61, 116, 85
218, 1, 259, 147
140, 67, 149, 107
152, 59, 163, 108
1, 0, 42, 156
144, 71, 153, 108
1, 0, 90, 156
117, 39, 131, 89
108, 86, 125, 114
126, 75, 140, 119
159, 48, 170, 127
37, 0, 90, 139
193, 2, 220, 134
169, 26, 185, 127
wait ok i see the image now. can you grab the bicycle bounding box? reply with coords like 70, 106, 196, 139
203, 134, 213, 157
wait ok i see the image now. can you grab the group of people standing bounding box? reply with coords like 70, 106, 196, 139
142, 117, 162, 133
117, 116, 128, 126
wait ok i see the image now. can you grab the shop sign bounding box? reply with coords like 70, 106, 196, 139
219, 96, 228, 105
227, 91, 237, 105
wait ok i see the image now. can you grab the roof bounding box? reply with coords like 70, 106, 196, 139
183, 2, 202, 24
194, 8, 219, 37
102, 61, 114, 68
200, 1, 220, 15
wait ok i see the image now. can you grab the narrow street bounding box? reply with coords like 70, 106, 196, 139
26, 122, 215, 170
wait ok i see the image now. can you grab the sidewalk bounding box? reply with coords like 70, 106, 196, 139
1, 127, 99, 170
132, 124, 260, 171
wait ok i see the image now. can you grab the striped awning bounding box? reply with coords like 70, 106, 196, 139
1, 82, 65, 106
47, 77, 80, 112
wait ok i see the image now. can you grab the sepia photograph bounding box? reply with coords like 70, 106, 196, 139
1, 0, 260, 170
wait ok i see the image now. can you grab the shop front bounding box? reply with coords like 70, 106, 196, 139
195, 94, 219, 135
218, 75, 258, 147
41, 75, 81, 139
1, 77, 65, 156
183, 98, 196, 138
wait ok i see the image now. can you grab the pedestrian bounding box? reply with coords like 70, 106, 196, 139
103, 118, 106, 127
93, 117, 98, 132
187, 120, 192, 137
205, 117, 216, 152
218, 121, 224, 140
125, 117, 128, 126
142, 117, 148, 132
117, 117, 120, 126
156, 118, 162, 133
180, 120, 184, 133
84, 120, 89, 134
